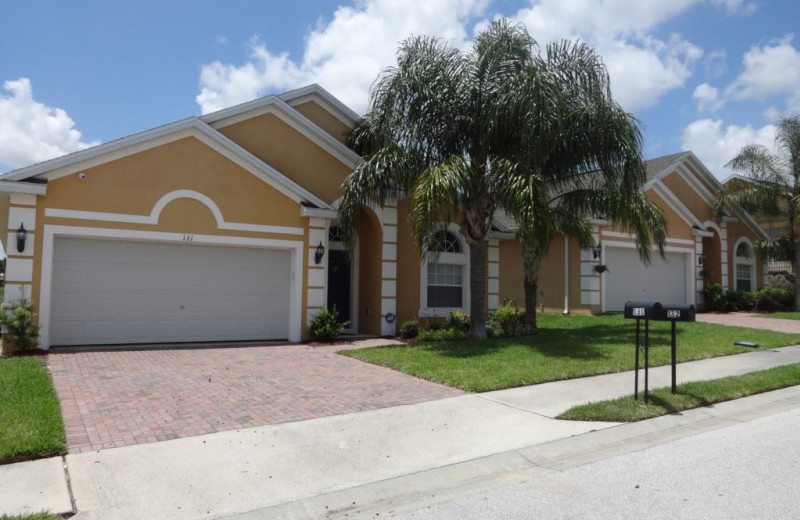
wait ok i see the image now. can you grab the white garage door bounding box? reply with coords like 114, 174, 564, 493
604, 247, 689, 312
50, 237, 291, 346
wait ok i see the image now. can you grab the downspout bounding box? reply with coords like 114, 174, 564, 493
562, 235, 570, 315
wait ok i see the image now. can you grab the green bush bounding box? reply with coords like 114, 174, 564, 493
754, 286, 795, 312
490, 303, 525, 338
723, 289, 755, 312
444, 311, 470, 332
0, 299, 41, 351
399, 320, 419, 339
418, 328, 467, 341
309, 306, 349, 342
702, 283, 726, 311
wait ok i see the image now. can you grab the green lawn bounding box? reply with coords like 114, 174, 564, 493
761, 311, 800, 320
1, 514, 63, 520
342, 313, 800, 392
558, 362, 800, 422
0, 357, 66, 464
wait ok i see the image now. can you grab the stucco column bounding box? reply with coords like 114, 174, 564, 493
4, 193, 37, 303
580, 227, 601, 306
487, 239, 500, 311
379, 201, 397, 337
305, 217, 329, 329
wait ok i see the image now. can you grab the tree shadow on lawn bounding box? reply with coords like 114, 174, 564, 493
646, 390, 712, 415
422, 324, 673, 360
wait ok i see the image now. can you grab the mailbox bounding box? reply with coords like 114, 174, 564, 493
623, 301, 663, 320
656, 304, 695, 322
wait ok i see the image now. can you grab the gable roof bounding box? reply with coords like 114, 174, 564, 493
279, 84, 361, 126
644, 151, 690, 182
200, 89, 361, 168
0, 85, 368, 208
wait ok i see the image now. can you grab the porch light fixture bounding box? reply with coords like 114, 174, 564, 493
592, 243, 602, 260
314, 241, 325, 265
697, 254, 705, 266
15, 224, 27, 253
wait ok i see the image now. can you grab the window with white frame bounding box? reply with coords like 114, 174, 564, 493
734, 238, 754, 291
421, 230, 469, 315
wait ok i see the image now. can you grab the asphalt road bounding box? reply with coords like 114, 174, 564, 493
390, 405, 800, 519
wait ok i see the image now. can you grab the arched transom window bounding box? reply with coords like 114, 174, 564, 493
420, 230, 469, 316
734, 238, 755, 291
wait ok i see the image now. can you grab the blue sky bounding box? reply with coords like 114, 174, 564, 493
2, 0, 799, 179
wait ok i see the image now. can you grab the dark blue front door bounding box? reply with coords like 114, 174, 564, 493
327, 249, 351, 323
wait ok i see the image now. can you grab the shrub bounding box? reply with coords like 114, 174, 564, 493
490, 303, 525, 338
723, 289, 755, 312
309, 306, 349, 342
754, 286, 795, 312
399, 320, 419, 339
444, 311, 470, 332
702, 283, 725, 311
0, 299, 41, 351
418, 328, 467, 341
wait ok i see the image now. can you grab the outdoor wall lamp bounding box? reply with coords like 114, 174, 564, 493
314, 241, 325, 265
15, 223, 27, 253
592, 243, 602, 260
697, 254, 705, 266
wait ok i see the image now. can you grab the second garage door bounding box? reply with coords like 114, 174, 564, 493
604, 247, 689, 312
49, 237, 292, 346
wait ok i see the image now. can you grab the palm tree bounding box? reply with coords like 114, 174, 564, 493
338, 20, 663, 338
494, 41, 666, 332
715, 114, 800, 308
339, 20, 540, 339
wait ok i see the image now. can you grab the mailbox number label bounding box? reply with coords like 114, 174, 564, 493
667, 310, 681, 319
633, 308, 645, 317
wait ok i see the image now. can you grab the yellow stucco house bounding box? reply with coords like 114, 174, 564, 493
0, 85, 766, 349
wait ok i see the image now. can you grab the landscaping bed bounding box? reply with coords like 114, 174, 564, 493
341, 313, 800, 392
558, 362, 800, 422
0, 356, 66, 464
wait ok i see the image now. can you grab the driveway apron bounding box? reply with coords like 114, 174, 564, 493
48, 344, 462, 453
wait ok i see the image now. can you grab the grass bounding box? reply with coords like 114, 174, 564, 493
0, 514, 64, 520
761, 311, 800, 320
342, 313, 800, 392
0, 357, 66, 464
558, 362, 800, 422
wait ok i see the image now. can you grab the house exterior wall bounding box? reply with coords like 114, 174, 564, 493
11, 136, 317, 345
291, 101, 351, 144
217, 113, 352, 204
726, 219, 763, 291
661, 171, 714, 223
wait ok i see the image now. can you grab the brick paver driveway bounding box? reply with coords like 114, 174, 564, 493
696, 312, 800, 334
48, 343, 463, 453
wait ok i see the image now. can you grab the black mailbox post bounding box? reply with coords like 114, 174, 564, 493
624, 302, 663, 403
655, 304, 696, 394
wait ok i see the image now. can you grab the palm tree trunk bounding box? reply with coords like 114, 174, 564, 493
523, 273, 539, 333
469, 239, 488, 339
794, 235, 800, 311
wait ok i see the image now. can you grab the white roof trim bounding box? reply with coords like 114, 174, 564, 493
642, 151, 691, 190
0, 117, 197, 182
202, 94, 362, 169
650, 180, 704, 229
279, 84, 361, 126
0, 180, 46, 195
0, 118, 333, 209
300, 207, 338, 219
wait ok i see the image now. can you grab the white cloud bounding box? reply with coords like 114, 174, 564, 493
0, 78, 98, 171
703, 49, 727, 77
682, 118, 776, 179
196, 0, 489, 114
195, 0, 755, 116
727, 35, 800, 101
693, 83, 725, 111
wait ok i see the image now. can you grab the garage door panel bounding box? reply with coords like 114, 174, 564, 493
604, 247, 688, 312
50, 238, 292, 346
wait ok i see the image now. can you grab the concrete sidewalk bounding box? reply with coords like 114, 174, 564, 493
3, 344, 800, 519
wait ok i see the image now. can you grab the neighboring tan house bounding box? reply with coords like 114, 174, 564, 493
721, 174, 792, 274
498, 151, 768, 313
0, 86, 767, 348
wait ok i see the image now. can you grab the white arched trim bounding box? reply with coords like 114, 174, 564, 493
702, 220, 724, 237
43, 189, 303, 236
419, 223, 470, 317
330, 196, 386, 230
732, 236, 756, 291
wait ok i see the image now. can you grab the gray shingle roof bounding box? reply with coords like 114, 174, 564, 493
644, 151, 690, 181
